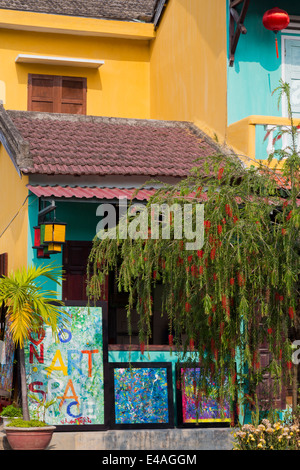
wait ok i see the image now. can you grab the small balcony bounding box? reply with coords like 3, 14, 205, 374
227, 115, 300, 166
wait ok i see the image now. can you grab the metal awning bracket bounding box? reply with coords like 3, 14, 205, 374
229, 0, 250, 66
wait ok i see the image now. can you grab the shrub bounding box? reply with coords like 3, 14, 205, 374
0, 405, 22, 418
6, 418, 49, 428
233, 419, 300, 450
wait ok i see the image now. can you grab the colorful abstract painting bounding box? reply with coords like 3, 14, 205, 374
180, 367, 231, 424
25, 306, 105, 426
0, 322, 15, 393
112, 365, 171, 425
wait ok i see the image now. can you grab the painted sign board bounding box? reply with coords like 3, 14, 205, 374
25, 303, 108, 430
0, 322, 15, 394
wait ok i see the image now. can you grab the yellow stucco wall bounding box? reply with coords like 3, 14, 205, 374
149, 0, 228, 143
0, 28, 151, 119
0, 146, 29, 272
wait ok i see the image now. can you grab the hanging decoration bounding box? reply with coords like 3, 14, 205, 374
263, 7, 290, 59
33, 218, 66, 259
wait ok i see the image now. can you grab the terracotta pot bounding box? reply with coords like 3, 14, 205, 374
5, 426, 56, 450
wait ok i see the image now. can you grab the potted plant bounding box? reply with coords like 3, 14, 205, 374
0, 404, 22, 427
0, 264, 68, 450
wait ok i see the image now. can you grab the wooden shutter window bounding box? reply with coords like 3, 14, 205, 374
28, 74, 87, 114
0, 253, 8, 277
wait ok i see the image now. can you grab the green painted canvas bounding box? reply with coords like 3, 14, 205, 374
25, 306, 104, 426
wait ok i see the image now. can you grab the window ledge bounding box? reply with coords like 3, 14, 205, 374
15, 54, 104, 69
108, 344, 190, 352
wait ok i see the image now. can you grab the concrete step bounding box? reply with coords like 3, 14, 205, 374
0, 424, 235, 450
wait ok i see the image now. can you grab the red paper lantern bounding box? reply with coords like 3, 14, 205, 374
263, 7, 290, 58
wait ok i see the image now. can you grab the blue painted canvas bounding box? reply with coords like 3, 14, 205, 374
113, 367, 169, 424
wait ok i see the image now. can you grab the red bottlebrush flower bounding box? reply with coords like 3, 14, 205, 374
267, 328, 272, 335
161, 260, 166, 269
281, 228, 287, 236
217, 224, 222, 234
279, 349, 282, 360
287, 361, 292, 370
191, 265, 197, 276
229, 277, 235, 286
197, 249, 204, 258
210, 247, 216, 260
221, 295, 227, 309
168, 334, 173, 347
153, 270, 157, 279
185, 302, 191, 313
189, 338, 195, 351
225, 204, 233, 217
289, 307, 294, 319
177, 256, 183, 266
199, 265, 204, 275
204, 220, 211, 229
140, 341, 145, 355
233, 216, 238, 223
283, 200, 288, 208
188, 255, 193, 263
222, 218, 226, 225
237, 273, 245, 286
213, 273, 218, 281
279, 295, 284, 302
286, 210, 292, 221
208, 316, 212, 326
212, 305, 216, 313
217, 167, 224, 180
193, 380, 197, 395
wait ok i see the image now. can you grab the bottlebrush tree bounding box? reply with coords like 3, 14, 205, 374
87, 82, 300, 421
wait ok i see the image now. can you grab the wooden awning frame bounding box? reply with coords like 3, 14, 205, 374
229, 0, 251, 66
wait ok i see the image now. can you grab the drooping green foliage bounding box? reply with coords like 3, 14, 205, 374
87, 82, 300, 417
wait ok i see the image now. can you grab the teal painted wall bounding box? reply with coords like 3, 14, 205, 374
227, 0, 300, 125
28, 197, 101, 298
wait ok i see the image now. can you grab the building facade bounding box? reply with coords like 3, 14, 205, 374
0, 0, 295, 432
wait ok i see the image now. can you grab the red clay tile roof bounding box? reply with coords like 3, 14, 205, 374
7, 111, 222, 178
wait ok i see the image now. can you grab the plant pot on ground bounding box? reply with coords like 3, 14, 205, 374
5, 419, 56, 450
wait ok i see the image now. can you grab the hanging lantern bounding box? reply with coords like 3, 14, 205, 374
38, 221, 66, 256
32, 226, 50, 259
41, 221, 66, 245
263, 7, 290, 58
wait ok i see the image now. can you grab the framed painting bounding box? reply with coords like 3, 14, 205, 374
0, 320, 15, 395
176, 364, 233, 427
25, 301, 109, 431
109, 362, 174, 429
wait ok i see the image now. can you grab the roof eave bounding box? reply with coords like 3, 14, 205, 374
0, 9, 156, 40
